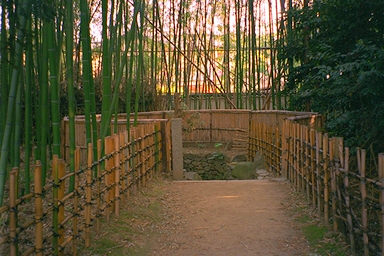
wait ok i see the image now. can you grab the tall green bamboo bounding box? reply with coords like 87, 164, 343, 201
24, 17, 33, 194
101, 0, 112, 138
47, 5, 61, 157
66, 0, 75, 191
0, 0, 30, 205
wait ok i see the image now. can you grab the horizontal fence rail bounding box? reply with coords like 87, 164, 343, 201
249, 119, 384, 256
0, 122, 163, 255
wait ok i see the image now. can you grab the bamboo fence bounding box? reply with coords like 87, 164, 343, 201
0, 122, 163, 255
249, 119, 384, 255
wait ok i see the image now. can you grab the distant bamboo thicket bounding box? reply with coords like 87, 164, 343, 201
0, 0, 290, 205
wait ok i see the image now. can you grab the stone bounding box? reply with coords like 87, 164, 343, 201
184, 171, 202, 180
231, 154, 248, 162
231, 162, 258, 180
256, 169, 269, 177
253, 151, 266, 169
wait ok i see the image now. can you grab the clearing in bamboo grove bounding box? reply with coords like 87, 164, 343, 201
0, 0, 384, 255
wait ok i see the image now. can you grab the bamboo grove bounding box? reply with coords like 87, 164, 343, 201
0, 0, 294, 205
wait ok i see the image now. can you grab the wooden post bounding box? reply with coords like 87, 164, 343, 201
329, 138, 337, 232
357, 148, 369, 255
323, 133, 329, 225
379, 153, 384, 256
105, 137, 114, 222
140, 126, 146, 186
34, 162, 43, 256
124, 130, 131, 196
316, 132, 322, 217
9, 168, 18, 256
130, 128, 137, 191
304, 126, 310, 200
114, 134, 120, 216
119, 131, 126, 200
344, 148, 355, 255
96, 139, 101, 233
310, 129, 316, 207
85, 143, 93, 247
281, 121, 287, 178
58, 159, 65, 251
294, 123, 299, 190
52, 155, 59, 255
72, 147, 80, 256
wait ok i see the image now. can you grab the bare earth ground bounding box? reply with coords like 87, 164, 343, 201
151, 179, 310, 256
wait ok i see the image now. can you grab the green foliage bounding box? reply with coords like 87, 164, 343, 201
281, 0, 384, 152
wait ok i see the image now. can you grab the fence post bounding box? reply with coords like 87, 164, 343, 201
85, 143, 93, 247
96, 139, 101, 233
329, 138, 337, 232
9, 168, 18, 256
304, 126, 310, 200
344, 148, 355, 255
379, 153, 384, 256
34, 162, 43, 256
119, 131, 126, 201
114, 134, 120, 216
323, 134, 329, 225
58, 159, 65, 251
310, 129, 316, 208
316, 132, 322, 217
52, 155, 60, 255
357, 148, 369, 255
72, 147, 80, 256
105, 137, 114, 222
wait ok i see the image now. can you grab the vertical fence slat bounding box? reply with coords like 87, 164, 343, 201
85, 143, 93, 247
310, 129, 316, 207
114, 134, 120, 216
58, 159, 65, 251
52, 155, 59, 255
9, 168, 18, 256
72, 147, 80, 256
358, 148, 369, 255
379, 153, 384, 256
344, 147, 355, 255
34, 162, 43, 256
96, 139, 101, 233
316, 132, 322, 217
323, 133, 329, 225
329, 138, 337, 232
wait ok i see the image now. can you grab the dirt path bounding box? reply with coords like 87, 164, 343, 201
151, 179, 310, 256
